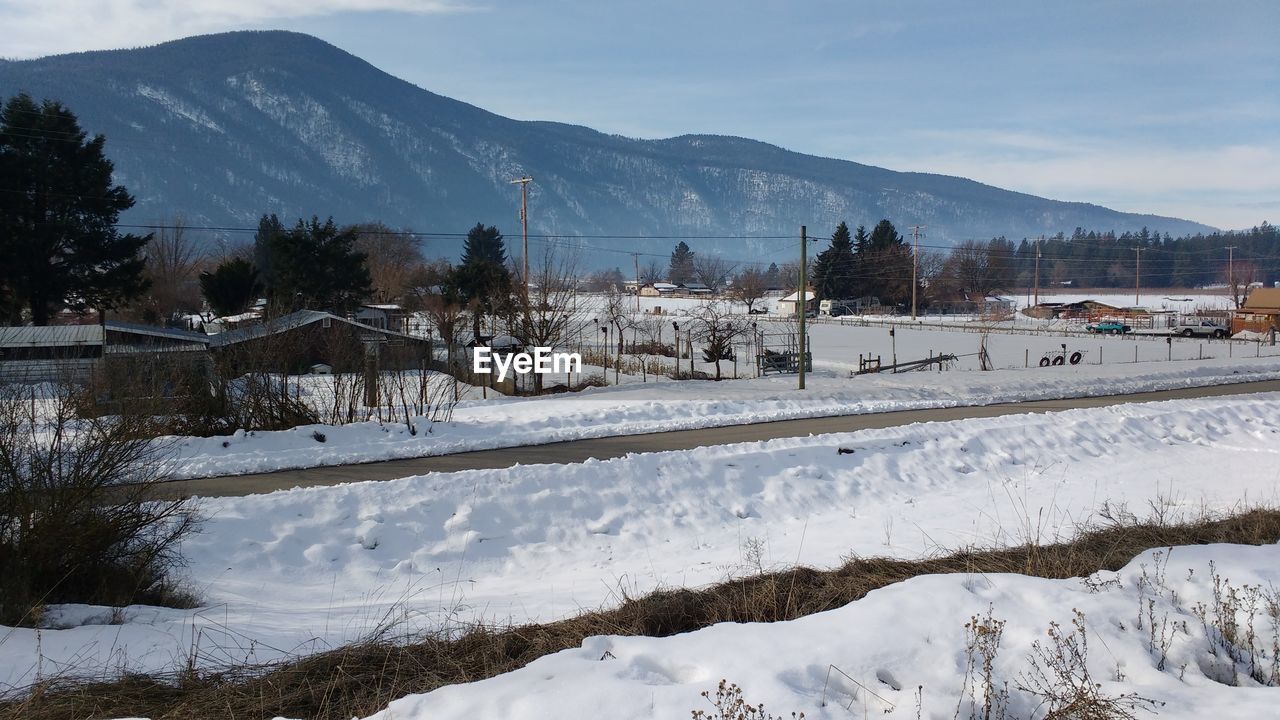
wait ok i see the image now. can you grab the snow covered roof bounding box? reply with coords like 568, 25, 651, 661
215, 310, 263, 324
209, 310, 424, 348
651, 282, 678, 290
780, 291, 815, 302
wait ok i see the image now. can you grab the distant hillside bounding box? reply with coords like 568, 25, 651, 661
0, 31, 1215, 263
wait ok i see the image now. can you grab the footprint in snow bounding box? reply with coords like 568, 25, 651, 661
876, 668, 902, 691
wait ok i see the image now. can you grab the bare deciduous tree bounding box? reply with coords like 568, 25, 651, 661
946, 238, 1015, 300
141, 217, 204, 323
599, 284, 632, 385
503, 247, 592, 393
638, 260, 665, 284
693, 255, 737, 291
1228, 260, 1261, 309
690, 300, 749, 380
730, 268, 769, 313
352, 223, 424, 304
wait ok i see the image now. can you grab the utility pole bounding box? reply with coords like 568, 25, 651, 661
632, 252, 641, 313
798, 225, 808, 390
1033, 236, 1042, 306
509, 176, 533, 298
1133, 246, 1142, 305
1226, 245, 1238, 307
909, 225, 926, 321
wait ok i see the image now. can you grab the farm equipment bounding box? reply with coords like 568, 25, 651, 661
854, 352, 957, 375
1038, 344, 1085, 367
755, 331, 812, 375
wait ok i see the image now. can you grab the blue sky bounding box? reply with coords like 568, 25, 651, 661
4, 0, 1277, 230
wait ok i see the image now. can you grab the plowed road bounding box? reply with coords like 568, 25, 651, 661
155, 379, 1280, 498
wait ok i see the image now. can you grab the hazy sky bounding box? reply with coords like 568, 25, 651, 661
4, 0, 1277, 230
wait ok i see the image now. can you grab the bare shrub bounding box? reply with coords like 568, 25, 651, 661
1190, 564, 1280, 686
956, 607, 1009, 720
0, 385, 200, 626
692, 679, 804, 720
1016, 610, 1160, 719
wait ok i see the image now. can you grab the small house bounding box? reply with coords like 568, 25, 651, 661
639, 282, 679, 297
678, 282, 713, 297
355, 304, 409, 333
776, 290, 816, 316
1232, 288, 1280, 334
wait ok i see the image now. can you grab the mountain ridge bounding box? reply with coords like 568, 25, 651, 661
0, 30, 1215, 263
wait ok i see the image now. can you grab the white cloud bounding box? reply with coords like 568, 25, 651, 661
859, 131, 1280, 231
0, 0, 480, 58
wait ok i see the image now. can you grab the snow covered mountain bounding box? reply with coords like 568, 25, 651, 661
0, 31, 1214, 261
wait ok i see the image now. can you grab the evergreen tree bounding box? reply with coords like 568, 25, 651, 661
852, 225, 870, 257
811, 221, 859, 300
668, 241, 696, 284
764, 262, 781, 289
867, 219, 904, 251
252, 214, 286, 291
0, 93, 150, 324
448, 223, 512, 339
862, 219, 912, 304
199, 257, 262, 318
255, 215, 372, 315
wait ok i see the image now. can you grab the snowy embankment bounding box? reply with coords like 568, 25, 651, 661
368, 543, 1280, 720
167, 356, 1280, 478
3, 393, 1278, 691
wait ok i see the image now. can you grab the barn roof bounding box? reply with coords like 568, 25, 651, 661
1242, 288, 1280, 312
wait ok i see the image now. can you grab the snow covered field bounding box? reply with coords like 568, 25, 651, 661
4, 393, 1278, 698
167, 355, 1280, 478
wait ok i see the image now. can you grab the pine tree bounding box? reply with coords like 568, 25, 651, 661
448, 223, 512, 339
0, 93, 150, 324
254, 215, 372, 315
852, 225, 870, 258
668, 241, 696, 284
252, 214, 286, 291
764, 262, 781, 289
199, 257, 262, 318
811, 221, 859, 300
867, 219, 903, 251
862, 219, 912, 304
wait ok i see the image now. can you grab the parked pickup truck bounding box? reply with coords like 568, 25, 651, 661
1169, 319, 1229, 338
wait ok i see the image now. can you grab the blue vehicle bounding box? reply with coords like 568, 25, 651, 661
1085, 321, 1131, 334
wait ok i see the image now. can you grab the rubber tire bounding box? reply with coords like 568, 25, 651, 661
1213, 329, 1227, 339
1182, 329, 1194, 337
1051, 355, 1065, 366
1039, 357, 1051, 367
1069, 351, 1083, 365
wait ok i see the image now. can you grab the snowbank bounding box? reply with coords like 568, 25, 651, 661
367, 543, 1280, 719
3, 393, 1278, 690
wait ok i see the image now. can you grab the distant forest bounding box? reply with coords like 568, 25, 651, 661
1004, 222, 1277, 290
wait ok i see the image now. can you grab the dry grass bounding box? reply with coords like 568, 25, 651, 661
6, 508, 1280, 720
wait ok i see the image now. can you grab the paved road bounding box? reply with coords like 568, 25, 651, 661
155, 379, 1280, 498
